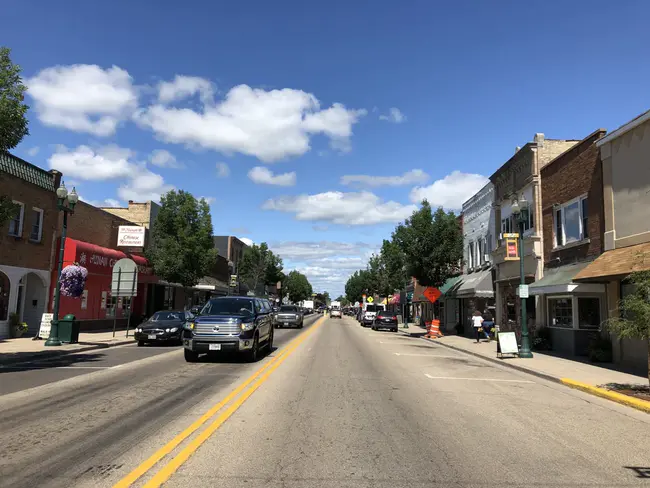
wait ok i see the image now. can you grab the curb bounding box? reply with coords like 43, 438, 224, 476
0, 338, 135, 367
560, 378, 650, 414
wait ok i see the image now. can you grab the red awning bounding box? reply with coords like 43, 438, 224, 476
62, 238, 156, 282
389, 293, 401, 304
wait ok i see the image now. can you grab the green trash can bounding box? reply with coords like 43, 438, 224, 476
58, 314, 80, 344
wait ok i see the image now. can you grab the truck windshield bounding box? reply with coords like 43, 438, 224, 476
366, 305, 379, 312
201, 298, 254, 316
280, 306, 298, 312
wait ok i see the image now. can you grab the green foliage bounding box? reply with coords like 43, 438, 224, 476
0, 194, 19, 227
0, 47, 29, 152
345, 269, 372, 303
239, 242, 284, 294
284, 270, 313, 304
587, 335, 613, 363
146, 191, 217, 287
607, 270, 650, 340
393, 201, 463, 288
314, 291, 330, 307
380, 238, 408, 292
335, 295, 349, 306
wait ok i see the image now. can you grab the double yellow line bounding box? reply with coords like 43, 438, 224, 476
114, 316, 326, 488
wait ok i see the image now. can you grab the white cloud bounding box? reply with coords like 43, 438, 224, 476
248, 166, 296, 186
379, 107, 406, 124
409, 170, 489, 210
199, 196, 216, 205
79, 196, 122, 208
240, 237, 254, 246
49, 144, 173, 203
49, 145, 135, 180
27, 146, 39, 157
149, 149, 183, 168
340, 169, 428, 188
27, 64, 137, 136
271, 240, 378, 296
158, 75, 214, 104
135, 83, 366, 162
216, 162, 230, 178
263, 191, 416, 225
117, 167, 174, 203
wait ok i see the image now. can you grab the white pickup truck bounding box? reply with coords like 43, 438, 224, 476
330, 301, 342, 318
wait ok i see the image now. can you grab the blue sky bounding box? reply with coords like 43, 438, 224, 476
5, 0, 650, 296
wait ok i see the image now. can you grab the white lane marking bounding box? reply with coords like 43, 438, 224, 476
424, 374, 533, 383
394, 353, 460, 358
2, 365, 112, 370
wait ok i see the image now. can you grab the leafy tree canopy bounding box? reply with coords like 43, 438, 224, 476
284, 270, 313, 304
239, 242, 284, 294
393, 200, 462, 288
146, 190, 217, 287
0, 47, 28, 152
345, 269, 372, 303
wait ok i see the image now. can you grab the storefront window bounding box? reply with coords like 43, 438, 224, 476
549, 297, 572, 328
577, 297, 601, 329
0, 271, 9, 321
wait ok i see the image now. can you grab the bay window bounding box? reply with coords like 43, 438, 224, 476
548, 295, 602, 329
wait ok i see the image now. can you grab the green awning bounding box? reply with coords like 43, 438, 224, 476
529, 262, 604, 295
439, 275, 463, 295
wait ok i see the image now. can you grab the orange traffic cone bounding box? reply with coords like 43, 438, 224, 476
426, 319, 443, 338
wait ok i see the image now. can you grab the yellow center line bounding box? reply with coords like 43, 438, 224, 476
113, 316, 326, 488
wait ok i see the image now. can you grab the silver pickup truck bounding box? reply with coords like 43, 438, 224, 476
274, 305, 304, 328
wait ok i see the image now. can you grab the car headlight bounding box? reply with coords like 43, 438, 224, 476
135, 328, 140, 333
169, 327, 178, 333
240, 321, 255, 331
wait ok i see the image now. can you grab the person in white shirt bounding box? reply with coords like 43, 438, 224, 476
472, 310, 488, 343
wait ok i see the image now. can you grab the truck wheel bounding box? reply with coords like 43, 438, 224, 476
137, 340, 145, 347
247, 335, 259, 362
266, 328, 274, 352
184, 349, 199, 362
298, 321, 303, 329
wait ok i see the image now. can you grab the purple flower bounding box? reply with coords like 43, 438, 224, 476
60, 264, 88, 298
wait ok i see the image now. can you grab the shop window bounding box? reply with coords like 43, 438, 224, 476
548, 297, 572, 328
106, 296, 118, 317
554, 196, 588, 247
8, 201, 24, 237
578, 297, 601, 329
0, 272, 9, 321
467, 242, 474, 269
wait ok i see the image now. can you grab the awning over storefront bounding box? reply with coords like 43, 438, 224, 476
573, 242, 650, 282
195, 276, 229, 293
439, 275, 463, 295
530, 262, 605, 295
455, 269, 494, 298
63, 238, 157, 283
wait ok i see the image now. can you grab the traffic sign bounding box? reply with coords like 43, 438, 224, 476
518, 284, 529, 298
367, 296, 374, 303
423, 287, 441, 303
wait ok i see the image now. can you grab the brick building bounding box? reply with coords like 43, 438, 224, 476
529, 129, 607, 355
490, 133, 580, 333
101, 200, 160, 229
0, 152, 61, 337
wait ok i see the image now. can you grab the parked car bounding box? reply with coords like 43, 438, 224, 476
372, 310, 399, 332
360, 304, 385, 327
134, 310, 192, 346
274, 305, 304, 328
182, 296, 274, 363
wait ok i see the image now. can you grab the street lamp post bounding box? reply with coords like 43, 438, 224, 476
510, 195, 533, 358
45, 183, 78, 347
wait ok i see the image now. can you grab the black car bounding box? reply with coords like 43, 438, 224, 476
134, 310, 192, 346
371, 310, 399, 332
182, 296, 274, 363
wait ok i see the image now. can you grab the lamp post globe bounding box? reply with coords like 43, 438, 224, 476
68, 187, 79, 205
56, 183, 68, 200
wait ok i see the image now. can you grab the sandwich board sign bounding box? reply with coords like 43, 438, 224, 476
497, 331, 519, 358
38, 312, 53, 340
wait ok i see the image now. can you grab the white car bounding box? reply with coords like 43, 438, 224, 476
331, 308, 342, 318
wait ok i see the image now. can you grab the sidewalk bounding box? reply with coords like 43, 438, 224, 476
0, 330, 135, 366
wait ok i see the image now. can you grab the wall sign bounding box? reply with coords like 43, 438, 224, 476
504, 233, 520, 261
117, 226, 145, 247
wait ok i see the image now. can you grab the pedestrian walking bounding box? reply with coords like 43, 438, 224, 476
482, 312, 494, 342
472, 310, 487, 343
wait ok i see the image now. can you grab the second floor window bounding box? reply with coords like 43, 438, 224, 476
8, 201, 24, 237
555, 196, 588, 247
30, 208, 44, 242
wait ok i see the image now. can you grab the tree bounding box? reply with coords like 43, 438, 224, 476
393, 200, 463, 288
0, 47, 29, 226
0, 47, 28, 153
146, 190, 218, 287
284, 270, 313, 304
606, 268, 650, 386
380, 238, 408, 292
314, 291, 330, 307
335, 295, 350, 306
239, 242, 284, 294
345, 269, 372, 303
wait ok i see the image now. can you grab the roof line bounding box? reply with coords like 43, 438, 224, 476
597, 109, 650, 147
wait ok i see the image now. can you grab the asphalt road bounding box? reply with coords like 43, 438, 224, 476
3, 314, 650, 488
0, 313, 322, 488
